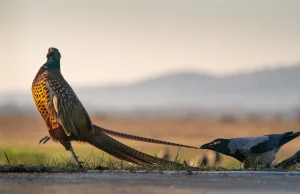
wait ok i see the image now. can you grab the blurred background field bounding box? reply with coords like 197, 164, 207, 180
0, 115, 299, 168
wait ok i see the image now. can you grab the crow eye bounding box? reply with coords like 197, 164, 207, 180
214, 141, 220, 145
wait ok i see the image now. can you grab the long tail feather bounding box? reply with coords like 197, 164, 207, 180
93, 124, 199, 149
87, 130, 185, 167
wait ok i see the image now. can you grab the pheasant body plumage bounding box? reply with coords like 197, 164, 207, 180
32, 47, 199, 167
32, 68, 60, 132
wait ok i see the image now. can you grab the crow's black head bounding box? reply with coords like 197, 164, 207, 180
200, 138, 230, 154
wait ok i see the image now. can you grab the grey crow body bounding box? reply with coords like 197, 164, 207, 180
200, 131, 300, 168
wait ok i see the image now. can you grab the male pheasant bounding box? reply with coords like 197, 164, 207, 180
32, 47, 199, 166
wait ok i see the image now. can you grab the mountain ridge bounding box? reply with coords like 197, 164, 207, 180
1, 64, 300, 117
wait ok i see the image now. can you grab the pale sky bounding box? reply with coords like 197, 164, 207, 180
1, 0, 300, 92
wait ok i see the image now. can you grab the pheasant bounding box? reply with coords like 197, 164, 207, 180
32, 47, 199, 167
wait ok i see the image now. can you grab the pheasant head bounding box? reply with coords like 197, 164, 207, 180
44, 47, 61, 69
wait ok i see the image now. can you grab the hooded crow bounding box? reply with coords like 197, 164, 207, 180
200, 131, 300, 168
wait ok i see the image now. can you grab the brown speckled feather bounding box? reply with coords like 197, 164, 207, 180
32, 66, 93, 141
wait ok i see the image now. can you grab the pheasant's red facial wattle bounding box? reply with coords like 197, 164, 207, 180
46, 49, 52, 58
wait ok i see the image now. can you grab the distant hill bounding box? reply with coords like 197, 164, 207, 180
1, 64, 300, 117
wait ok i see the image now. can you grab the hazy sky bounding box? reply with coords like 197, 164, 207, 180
1, 0, 300, 92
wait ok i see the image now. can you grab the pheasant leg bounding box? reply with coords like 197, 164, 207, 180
38, 135, 50, 144
69, 146, 83, 167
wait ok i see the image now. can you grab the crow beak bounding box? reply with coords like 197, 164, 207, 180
200, 143, 210, 149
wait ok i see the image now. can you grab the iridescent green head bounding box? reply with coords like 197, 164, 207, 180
43, 47, 61, 69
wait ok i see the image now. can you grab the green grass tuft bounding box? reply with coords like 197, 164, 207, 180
0, 147, 299, 172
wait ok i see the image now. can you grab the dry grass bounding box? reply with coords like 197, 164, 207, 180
0, 115, 299, 167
